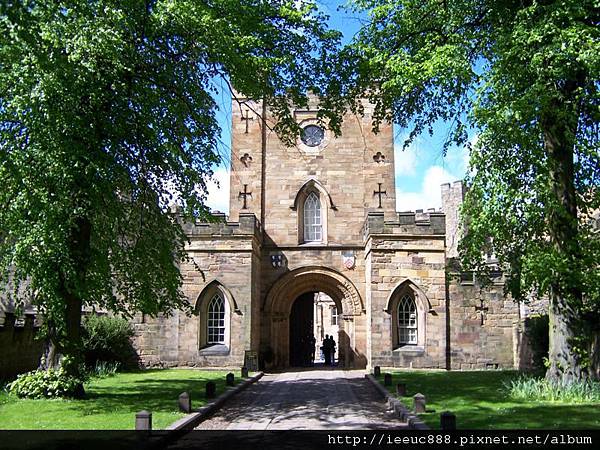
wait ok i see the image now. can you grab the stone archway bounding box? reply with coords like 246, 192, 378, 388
263, 266, 365, 368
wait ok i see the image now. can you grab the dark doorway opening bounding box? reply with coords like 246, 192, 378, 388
289, 292, 315, 367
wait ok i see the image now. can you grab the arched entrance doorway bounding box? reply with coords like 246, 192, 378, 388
288, 292, 340, 367
263, 266, 365, 369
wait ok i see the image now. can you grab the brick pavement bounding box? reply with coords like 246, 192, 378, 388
193, 368, 408, 430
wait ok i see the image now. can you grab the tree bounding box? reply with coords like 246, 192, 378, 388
341, 0, 600, 383
0, 0, 340, 383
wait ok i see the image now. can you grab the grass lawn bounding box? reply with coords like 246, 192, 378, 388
0, 369, 239, 430
379, 370, 600, 429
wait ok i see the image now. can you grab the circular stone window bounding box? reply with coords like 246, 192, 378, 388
300, 124, 325, 147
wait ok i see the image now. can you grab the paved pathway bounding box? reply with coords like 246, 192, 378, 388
193, 368, 408, 430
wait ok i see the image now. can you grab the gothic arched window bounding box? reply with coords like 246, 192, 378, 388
207, 293, 226, 344
303, 192, 322, 242
397, 294, 417, 345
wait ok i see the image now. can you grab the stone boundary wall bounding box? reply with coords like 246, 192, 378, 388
0, 312, 44, 380
447, 274, 518, 370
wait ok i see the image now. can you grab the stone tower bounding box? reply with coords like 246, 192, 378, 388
228, 94, 397, 243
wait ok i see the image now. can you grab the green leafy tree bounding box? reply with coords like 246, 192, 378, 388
0, 0, 339, 383
342, 0, 599, 383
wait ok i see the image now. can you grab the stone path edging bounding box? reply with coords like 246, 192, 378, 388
166, 371, 265, 431
364, 374, 429, 430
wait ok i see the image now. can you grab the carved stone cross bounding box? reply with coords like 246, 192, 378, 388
241, 109, 254, 134
373, 182, 387, 208
474, 299, 489, 325
238, 184, 252, 209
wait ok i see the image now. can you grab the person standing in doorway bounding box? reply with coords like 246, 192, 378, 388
329, 335, 336, 366
323, 334, 331, 365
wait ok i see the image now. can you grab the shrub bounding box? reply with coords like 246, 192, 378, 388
9, 368, 85, 399
506, 375, 600, 403
81, 314, 136, 369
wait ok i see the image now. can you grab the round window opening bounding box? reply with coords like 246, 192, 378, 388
301, 125, 325, 147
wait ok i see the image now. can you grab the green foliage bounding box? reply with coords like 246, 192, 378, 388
81, 314, 135, 369
0, 1, 340, 356
506, 375, 600, 404
8, 368, 86, 399
344, 0, 600, 381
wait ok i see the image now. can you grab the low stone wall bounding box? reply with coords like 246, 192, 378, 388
0, 312, 44, 380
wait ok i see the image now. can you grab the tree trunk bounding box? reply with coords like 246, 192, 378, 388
52, 216, 91, 397
39, 330, 60, 370
542, 80, 588, 384
547, 292, 587, 383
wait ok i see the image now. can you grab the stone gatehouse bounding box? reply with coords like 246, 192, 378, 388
131, 94, 538, 371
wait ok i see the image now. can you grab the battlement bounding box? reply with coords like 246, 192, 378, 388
0, 311, 40, 330
362, 210, 446, 240
0, 311, 44, 380
182, 212, 261, 239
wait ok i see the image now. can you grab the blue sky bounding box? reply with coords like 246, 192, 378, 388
204, 0, 469, 213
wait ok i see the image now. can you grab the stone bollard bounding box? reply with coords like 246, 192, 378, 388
384, 373, 392, 386
241, 366, 249, 378
226, 372, 235, 387
135, 410, 152, 431
396, 383, 407, 397
205, 381, 216, 399
440, 411, 456, 430
178, 392, 191, 413
373, 366, 381, 377
413, 393, 426, 413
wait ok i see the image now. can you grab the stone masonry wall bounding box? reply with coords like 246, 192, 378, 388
131, 213, 261, 368
447, 276, 517, 369
441, 182, 521, 369
0, 313, 44, 380
258, 246, 368, 368
229, 95, 396, 247
441, 181, 465, 259
365, 211, 447, 369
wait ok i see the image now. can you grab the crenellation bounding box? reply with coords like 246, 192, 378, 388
183, 212, 261, 238
364, 211, 446, 241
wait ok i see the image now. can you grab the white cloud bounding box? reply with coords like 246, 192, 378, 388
205, 166, 230, 213
396, 166, 457, 211
394, 140, 418, 177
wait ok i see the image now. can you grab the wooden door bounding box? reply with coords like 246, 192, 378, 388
289, 293, 314, 367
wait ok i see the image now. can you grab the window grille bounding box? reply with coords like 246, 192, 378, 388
398, 294, 417, 344
303, 192, 322, 242
207, 293, 225, 344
